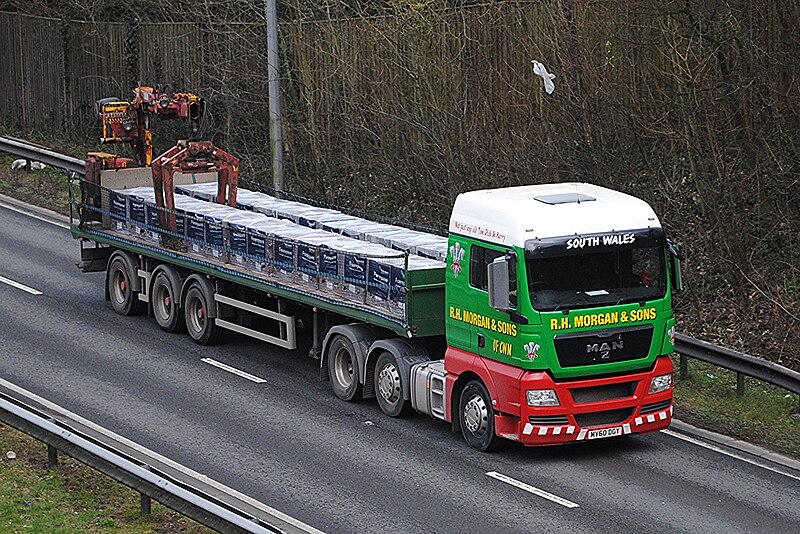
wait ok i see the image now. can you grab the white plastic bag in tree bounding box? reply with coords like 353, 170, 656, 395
531, 60, 556, 95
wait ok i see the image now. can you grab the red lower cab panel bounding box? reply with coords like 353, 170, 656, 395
445, 347, 674, 446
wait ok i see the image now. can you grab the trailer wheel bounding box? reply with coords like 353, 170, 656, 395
459, 380, 500, 452
152, 271, 183, 332
107, 255, 143, 316
374, 351, 411, 417
184, 284, 221, 345
327, 335, 362, 401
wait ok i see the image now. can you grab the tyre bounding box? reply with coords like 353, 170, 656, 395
184, 284, 221, 345
459, 380, 500, 452
107, 255, 143, 316
327, 336, 362, 401
152, 271, 183, 332
374, 351, 411, 417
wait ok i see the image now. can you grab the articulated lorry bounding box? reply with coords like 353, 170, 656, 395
72, 153, 682, 451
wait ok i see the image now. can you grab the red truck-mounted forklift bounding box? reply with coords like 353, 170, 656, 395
83, 85, 239, 233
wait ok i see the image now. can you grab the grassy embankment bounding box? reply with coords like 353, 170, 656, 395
0, 423, 214, 533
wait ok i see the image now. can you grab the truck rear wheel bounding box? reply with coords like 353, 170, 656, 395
459, 380, 500, 452
374, 351, 411, 417
107, 255, 143, 316
152, 271, 183, 332
184, 284, 221, 345
327, 335, 362, 401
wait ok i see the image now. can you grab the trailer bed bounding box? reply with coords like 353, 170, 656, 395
72, 183, 445, 338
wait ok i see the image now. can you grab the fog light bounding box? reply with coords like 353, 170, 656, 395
649, 374, 673, 394
526, 389, 559, 406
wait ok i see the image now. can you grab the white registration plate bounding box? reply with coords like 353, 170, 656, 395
587, 426, 623, 440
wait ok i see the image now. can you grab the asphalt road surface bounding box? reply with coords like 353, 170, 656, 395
0, 199, 798, 534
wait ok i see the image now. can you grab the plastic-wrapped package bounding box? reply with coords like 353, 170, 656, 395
334, 219, 397, 241
184, 202, 238, 257
223, 211, 272, 264
175, 184, 447, 262
174, 182, 219, 202
315, 212, 362, 232
248, 196, 295, 218
366, 254, 444, 313
415, 237, 448, 262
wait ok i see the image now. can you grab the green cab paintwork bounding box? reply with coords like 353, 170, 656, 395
445, 234, 676, 380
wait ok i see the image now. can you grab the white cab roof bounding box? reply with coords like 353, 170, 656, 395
449, 182, 661, 247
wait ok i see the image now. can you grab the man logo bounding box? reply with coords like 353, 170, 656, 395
586, 340, 624, 359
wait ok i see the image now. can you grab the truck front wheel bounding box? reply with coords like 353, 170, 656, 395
184, 284, 221, 345
327, 335, 363, 401
459, 380, 500, 452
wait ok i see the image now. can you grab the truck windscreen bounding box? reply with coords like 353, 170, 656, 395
526, 245, 666, 312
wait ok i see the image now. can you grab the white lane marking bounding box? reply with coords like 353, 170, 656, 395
486, 471, 580, 508
0, 275, 43, 295
0, 199, 70, 229
201, 358, 266, 383
662, 429, 800, 482
0, 377, 325, 534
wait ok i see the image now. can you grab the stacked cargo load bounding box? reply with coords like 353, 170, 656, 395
105, 186, 444, 320
175, 183, 448, 262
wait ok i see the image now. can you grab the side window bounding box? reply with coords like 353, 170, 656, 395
470, 245, 518, 308
470, 245, 504, 291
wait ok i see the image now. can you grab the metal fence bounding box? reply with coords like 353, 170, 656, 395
675, 334, 800, 398
0, 378, 320, 534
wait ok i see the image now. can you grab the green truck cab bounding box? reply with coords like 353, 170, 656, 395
436, 183, 681, 449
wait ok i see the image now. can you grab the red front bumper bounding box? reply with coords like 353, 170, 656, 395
509, 356, 674, 446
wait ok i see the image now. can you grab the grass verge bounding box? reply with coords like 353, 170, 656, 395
0, 157, 73, 215
0, 424, 215, 534
672, 355, 800, 458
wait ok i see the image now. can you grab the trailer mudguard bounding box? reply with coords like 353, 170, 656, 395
150, 263, 184, 308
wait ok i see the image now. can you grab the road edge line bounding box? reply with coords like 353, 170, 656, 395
667, 418, 800, 475
0, 192, 71, 229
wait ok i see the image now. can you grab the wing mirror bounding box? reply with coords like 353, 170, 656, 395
668, 240, 683, 292
488, 254, 528, 324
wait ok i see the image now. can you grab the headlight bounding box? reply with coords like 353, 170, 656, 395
649, 373, 673, 394
526, 389, 560, 406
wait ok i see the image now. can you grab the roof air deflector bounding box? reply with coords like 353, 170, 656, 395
534, 193, 596, 205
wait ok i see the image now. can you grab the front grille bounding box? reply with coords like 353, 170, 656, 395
574, 408, 634, 428
554, 325, 654, 368
641, 399, 671, 414
570, 382, 638, 404
529, 415, 570, 425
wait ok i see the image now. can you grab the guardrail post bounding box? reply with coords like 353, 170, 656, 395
140, 493, 152, 517
679, 354, 688, 380
140, 464, 152, 516
47, 444, 58, 467
736, 372, 745, 397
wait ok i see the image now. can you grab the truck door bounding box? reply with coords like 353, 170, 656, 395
445, 237, 516, 356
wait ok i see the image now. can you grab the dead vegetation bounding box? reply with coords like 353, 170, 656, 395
0, 0, 797, 369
